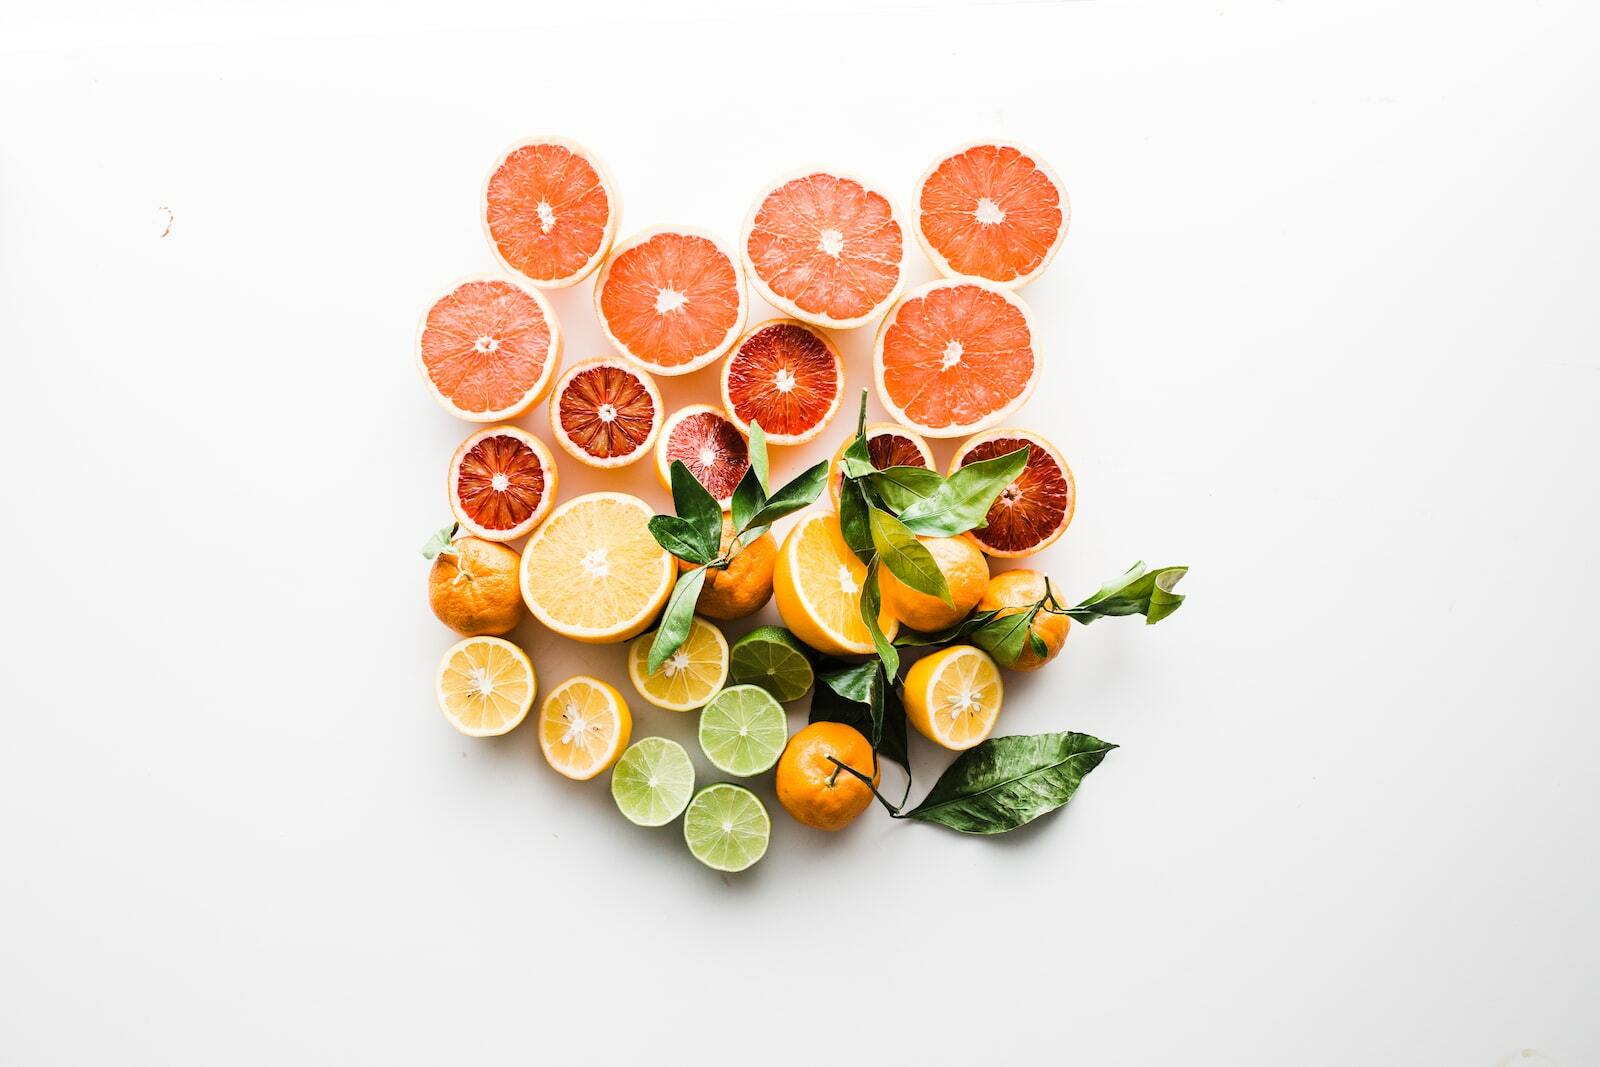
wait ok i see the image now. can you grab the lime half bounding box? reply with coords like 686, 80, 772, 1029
698, 684, 789, 777
683, 784, 770, 872
728, 626, 814, 703
610, 737, 696, 827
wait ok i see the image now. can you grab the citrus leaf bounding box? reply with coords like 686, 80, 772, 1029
892, 609, 1000, 648
869, 507, 952, 605
902, 731, 1116, 834
648, 566, 707, 673
730, 467, 766, 534
649, 515, 716, 565
838, 477, 874, 565
867, 466, 944, 513
897, 445, 1031, 538
810, 659, 908, 770
748, 460, 829, 527
668, 460, 724, 560
970, 607, 1039, 668
859, 561, 900, 680
420, 522, 459, 560
747, 420, 770, 495
1068, 562, 1189, 625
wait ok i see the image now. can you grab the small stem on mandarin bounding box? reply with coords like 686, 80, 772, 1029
825, 756, 903, 817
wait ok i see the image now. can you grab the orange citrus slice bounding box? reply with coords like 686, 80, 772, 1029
773, 511, 898, 657
447, 425, 558, 542
434, 636, 537, 738
719, 319, 845, 445
416, 275, 561, 422
538, 676, 631, 780
949, 428, 1075, 557
548, 357, 663, 469
654, 404, 750, 508
914, 142, 1069, 289
483, 137, 618, 289
826, 422, 934, 509
903, 645, 1002, 751
594, 227, 746, 376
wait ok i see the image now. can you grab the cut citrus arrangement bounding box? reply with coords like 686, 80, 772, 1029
654, 404, 750, 507
447, 425, 558, 541
873, 277, 1040, 438
519, 492, 675, 643
914, 142, 1069, 289
483, 137, 618, 289
950, 428, 1075, 556
538, 675, 631, 780
773, 511, 898, 657
741, 170, 908, 330
903, 645, 1003, 751
594, 227, 745, 376
719, 319, 845, 445
548, 356, 663, 469
435, 636, 537, 738
626, 616, 729, 712
417, 276, 561, 422
826, 422, 934, 509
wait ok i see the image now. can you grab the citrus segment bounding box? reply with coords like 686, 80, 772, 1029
538, 675, 631, 780
519, 493, 676, 643
548, 357, 662, 469
447, 425, 558, 542
435, 636, 537, 738
595, 228, 746, 375
773, 512, 898, 657
626, 616, 729, 712
950, 429, 1075, 557
697, 685, 789, 777
611, 737, 696, 827
914, 142, 1069, 288
654, 404, 750, 507
417, 276, 561, 421
827, 423, 934, 509
728, 626, 814, 703
903, 645, 1002, 751
719, 319, 845, 445
683, 784, 770, 872
483, 138, 617, 289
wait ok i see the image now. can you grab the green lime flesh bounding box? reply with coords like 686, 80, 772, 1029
682, 784, 770, 872
728, 626, 814, 703
697, 684, 789, 777
610, 737, 696, 827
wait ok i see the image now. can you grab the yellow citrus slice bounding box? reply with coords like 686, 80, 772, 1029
903, 645, 1003, 751
627, 616, 730, 712
519, 492, 675, 643
434, 636, 537, 738
538, 676, 631, 780
773, 511, 899, 657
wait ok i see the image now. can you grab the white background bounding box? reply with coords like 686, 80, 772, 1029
3, 1, 1597, 1063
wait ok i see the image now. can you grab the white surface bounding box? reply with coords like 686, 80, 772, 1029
3, 2, 1598, 1063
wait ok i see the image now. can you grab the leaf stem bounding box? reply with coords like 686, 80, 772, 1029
825, 756, 904, 818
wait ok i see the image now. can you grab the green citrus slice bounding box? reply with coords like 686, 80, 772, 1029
697, 684, 788, 777
728, 625, 814, 703
682, 784, 770, 872
610, 737, 696, 827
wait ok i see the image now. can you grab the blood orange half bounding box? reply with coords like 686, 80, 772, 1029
741, 171, 909, 331
872, 278, 1039, 439
594, 228, 746, 376
417, 276, 562, 422
826, 423, 934, 510
448, 425, 560, 542
949, 429, 1075, 558
483, 137, 619, 289
655, 404, 750, 508
719, 319, 844, 446
914, 142, 1069, 289
548, 357, 663, 469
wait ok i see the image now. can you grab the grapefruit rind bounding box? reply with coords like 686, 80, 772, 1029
481, 136, 620, 291
593, 226, 747, 377
547, 356, 664, 470
415, 273, 563, 423
447, 424, 560, 542
718, 318, 846, 446
653, 403, 750, 508
949, 428, 1076, 558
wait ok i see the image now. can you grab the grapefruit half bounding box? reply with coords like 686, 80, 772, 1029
416, 275, 561, 422
914, 142, 1069, 289
719, 319, 845, 446
655, 404, 750, 508
483, 137, 619, 289
548, 357, 663, 469
949, 428, 1075, 558
448, 425, 559, 542
594, 227, 746, 376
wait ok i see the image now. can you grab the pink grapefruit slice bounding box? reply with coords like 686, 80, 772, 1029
826, 423, 934, 509
483, 137, 618, 289
719, 319, 845, 446
949, 428, 1075, 558
654, 404, 750, 508
448, 425, 560, 542
594, 228, 746, 376
416, 276, 561, 422
914, 142, 1069, 289
548, 357, 663, 469
741, 171, 908, 330
872, 278, 1039, 438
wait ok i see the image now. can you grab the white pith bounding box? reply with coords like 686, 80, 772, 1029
974, 197, 1005, 225
654, 287, 688, 314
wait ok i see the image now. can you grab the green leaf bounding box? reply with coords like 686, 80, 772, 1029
648, 515, 716, 565
748, 460, 829, 527
1068, 562, 1189, 625
647, 567, 708, 673
839, 392, 873, 478
730, 467, 767, 534
897, 445, 1031, 538
747, 420, 770, 495
892, 609, 1000, 648
869, 507, 952, 605
837, 477, 875, 564
859, 561, 900, 680
810, 659, 908, 770
668, 460, 724, 557
902, 731, 1117, 834
970, 607, 1039, 668
420, 522, 459, 560
866, 466, 944, 512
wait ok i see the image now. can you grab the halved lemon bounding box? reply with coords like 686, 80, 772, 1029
519, 492, 676, 644
903, 645, 1003, 751
627, 616, 729, 712
434, 636, 537, 738
538, 676, 632, 780
773, 511, 898, 657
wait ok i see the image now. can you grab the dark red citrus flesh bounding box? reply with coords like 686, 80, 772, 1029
725, 323, 840, 438
557, 365, 657, 460
957, 436, 1071, 553
666, 412, 749, 501
455, 434, 548, 532
869, 431, 928, 471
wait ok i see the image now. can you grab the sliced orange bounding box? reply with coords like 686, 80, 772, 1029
548, 357, 663, 469
594, 227, 745, 376
949, 429, 1075, 557
483, 137, 618, 289
773, 511, 898, 657
826, 422, 934, 510
914, 142, 1069, 289
719, 319, 845, 446
741, 170, 908, 330
654, 404, 750, 508
538, 676, 631, 780
903, 645, 1002, 751
518, 492, 675, 644
447, 425, 558, 542
873, 278, 1039, 438
416, 275, 561, 422
435, 636, 537, 738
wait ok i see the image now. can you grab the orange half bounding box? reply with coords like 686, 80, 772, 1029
914, 142, 1069, 289
595, 228, 746, 375
416, 276, 561, 422
448, 425, 559, 541
483, 137, 618, 289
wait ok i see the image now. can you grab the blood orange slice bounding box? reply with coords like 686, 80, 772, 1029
826, 423, 934, 509
594, 228, 746, 376
873, 278, 1039, 438
416, 275, 562, 422
483, 138, 618, 289
548, 357, 663, 469
741, 171, 909, 331
914, 142, 1069, 289
654, 404, 750, 508
448, 425, 560, 542
719, 319, 845, 446
949, 429, 1075, 558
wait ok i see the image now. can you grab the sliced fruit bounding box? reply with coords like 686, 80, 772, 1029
416, 275, 561, 422
654, 404, 750, 508
594, 228, 746, 376
428, 536, 524, 637
719, 319, 845, 445
827, 422, 934, 509
775, 721, 879, 831
914, 142, 1069, 289
611, 737, 696, 827
773, 511, 898, 657
548, 357, 663, 469
979, 569, 1069, 671
728, 626, 814, 703
483, 137, 618, 289
538, 675, 631, 780
949, 429, 1075, 557
873, 278, 1039, 438
434, 636, 536, 738
626, 616, 729, 712
683, 784, 770, 872
519, 492, 676, 643
741, 170, 908, 330
447, 425, 559, 542
903, 645, 1002, 751
879, 535, 990, 633
697, 685, 789, 777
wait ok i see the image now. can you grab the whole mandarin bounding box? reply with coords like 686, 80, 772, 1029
429, 537, 524, 637
775, 721, 880, 831
677, 516, 776, 621
977, 569, 1069, 671
879, 535, 990, 632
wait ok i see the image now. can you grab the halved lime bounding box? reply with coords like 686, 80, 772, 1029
610, 737, 696, 827
728, 626, 814, 703
683, 783, 770, 872
698, 684, 789, 777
